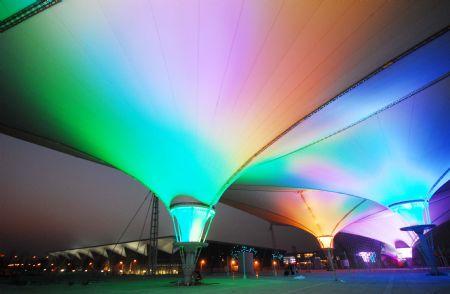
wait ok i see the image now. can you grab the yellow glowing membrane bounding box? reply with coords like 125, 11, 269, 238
1, 0, 449, 207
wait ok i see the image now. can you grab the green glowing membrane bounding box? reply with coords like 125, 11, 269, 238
170, 206, 215, 243
0, 1, 264, 208
0, 0, 37, 20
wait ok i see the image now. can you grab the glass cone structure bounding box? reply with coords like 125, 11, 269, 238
170, 200, 215, 285
170, 204, 215, 243
317, 236, 334, 249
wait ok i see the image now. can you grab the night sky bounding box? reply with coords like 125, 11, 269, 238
0, 133, 317, 255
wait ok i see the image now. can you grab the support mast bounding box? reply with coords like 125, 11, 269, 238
148, 193, 159, 274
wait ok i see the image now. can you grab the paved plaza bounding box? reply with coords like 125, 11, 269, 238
1, 269, 449, 294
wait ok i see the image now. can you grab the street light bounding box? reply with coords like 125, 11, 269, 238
254, 260, 260, 278
200, 259, 206, 272
230, 259, 236, 279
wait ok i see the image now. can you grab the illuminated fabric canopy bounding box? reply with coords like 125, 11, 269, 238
236, 55, 450, 211
253, 31, 450, 164
222, 188, 416, 248
342, 183, 449, 251
341, 209, 417, 248
1, 0, 449, 209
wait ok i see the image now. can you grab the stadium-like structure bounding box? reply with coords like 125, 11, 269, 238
1, 0, 449, 284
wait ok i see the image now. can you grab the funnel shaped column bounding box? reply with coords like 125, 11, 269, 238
317, 236, 335, 270
391, 200, 441, 275
317, 235, 334, 250
317, 235, 338, 280
170, 198, 215, 285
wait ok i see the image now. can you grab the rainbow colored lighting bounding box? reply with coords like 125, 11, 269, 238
1, 1, 448, 210
0, 1, 449, 251
237, 65, 450, 208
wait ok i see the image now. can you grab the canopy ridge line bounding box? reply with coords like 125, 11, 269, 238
299, 190, 323, 236
331, 199, 367, 235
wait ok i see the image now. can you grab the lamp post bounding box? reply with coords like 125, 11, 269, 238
231, 259, 236, 279
242, 252, 247, 279
119, 261, 124, 275
200, 259, 206, 272
254, 260, 259, 278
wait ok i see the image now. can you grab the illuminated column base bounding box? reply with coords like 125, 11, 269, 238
170, 197, 215, 285
400, 224, 443, 276
391, 200, 444, 275
175, 242, 208, 285
317, 235, 334, 270
317, 236, 338, 281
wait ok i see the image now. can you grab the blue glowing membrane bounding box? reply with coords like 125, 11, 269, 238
170, 206, 215, 243
390, 200, 429, 226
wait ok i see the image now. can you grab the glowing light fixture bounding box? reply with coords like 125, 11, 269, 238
317, 235, 334, 249
170, 203, 215, 243
169, 200, 215, 285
